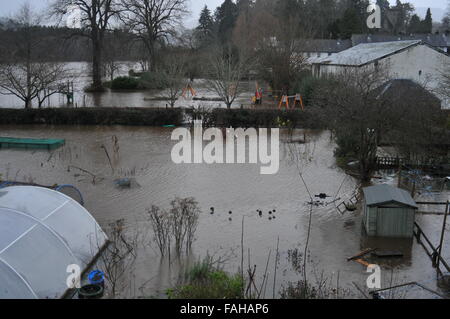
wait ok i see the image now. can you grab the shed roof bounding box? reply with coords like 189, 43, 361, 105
313, 40, 421, 66
363, 184, 418, 208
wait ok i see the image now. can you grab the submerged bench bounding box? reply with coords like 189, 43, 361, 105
0, 137, 65, 150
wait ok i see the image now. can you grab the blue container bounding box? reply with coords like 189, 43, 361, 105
88, 270, 105, 288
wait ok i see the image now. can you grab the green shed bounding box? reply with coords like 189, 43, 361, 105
362, 184, 418, 238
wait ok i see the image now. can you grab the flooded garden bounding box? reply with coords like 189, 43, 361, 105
0, 62, 254, 110
0, 124, 448, 299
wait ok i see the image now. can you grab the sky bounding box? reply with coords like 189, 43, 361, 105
0, 0, 448, 27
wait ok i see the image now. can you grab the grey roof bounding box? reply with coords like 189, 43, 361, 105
299, 39, 352, 53
375, 79, 442, 105
363, 184, 418, 208
313, 40, 421, 66
352, 34, 450, 48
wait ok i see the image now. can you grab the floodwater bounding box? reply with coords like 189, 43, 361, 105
1, 125, 449, 299
0, 62, 254, 109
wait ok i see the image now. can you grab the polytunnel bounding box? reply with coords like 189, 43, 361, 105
0, 186, 108, 299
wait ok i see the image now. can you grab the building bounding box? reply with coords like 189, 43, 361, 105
311, 40, 450, 109
362, 184, 418, 238
0, 186, 108, 299
352, 34, 450, 53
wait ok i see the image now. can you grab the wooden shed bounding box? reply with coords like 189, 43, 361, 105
362, 184, 418, 238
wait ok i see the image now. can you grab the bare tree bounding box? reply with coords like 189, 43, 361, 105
313, 67, 391, 182
119, 0, 189, 72
147, 197, 200, 258
206, 45, 251, 109
103, 28, 133, 81
0, 3, 67, 108
36, 63, 68, 108
437, 65, 450, 108
237, 0, 312, 93
50, 0, 119, 91
97, 219, 139, 298
160, 52, 186, 107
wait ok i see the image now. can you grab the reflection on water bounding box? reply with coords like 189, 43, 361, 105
0, 125, 448, 299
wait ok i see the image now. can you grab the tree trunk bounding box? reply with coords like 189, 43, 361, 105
91, 30, 104, 91
146, 40, 156, 72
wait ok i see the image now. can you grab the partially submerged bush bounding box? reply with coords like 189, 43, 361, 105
110, 76, 140, 90
168, 256, 244, 299
139, 71, 170, 90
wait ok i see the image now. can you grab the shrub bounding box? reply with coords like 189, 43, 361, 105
0, 108, 183, 126
110, 76, 140, 90
292, 75, 330, 107
167, 256, 244, 299
139, 71, 170, 90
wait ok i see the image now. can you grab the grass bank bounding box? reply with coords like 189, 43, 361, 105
0, 107, 183, 126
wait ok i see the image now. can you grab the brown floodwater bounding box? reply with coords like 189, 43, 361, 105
0, 125, 448, 299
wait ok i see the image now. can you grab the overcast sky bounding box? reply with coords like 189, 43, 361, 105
0, 0, 448, 27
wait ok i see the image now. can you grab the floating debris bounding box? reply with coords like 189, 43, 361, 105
114, 178, 131, 188
315, 193, 331, 199
371, 250, 404, 258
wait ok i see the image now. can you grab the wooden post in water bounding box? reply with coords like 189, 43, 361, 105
436, 201, 449, 272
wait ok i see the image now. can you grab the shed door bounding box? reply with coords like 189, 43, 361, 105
376, 207, 413, 238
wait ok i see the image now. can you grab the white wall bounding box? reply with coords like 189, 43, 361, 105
315, 44, 450, 109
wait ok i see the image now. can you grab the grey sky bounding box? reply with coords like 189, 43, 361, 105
0, 0, 448, 27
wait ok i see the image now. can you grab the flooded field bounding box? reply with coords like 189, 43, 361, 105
0, 62, 254, 109
0, 125, 449, 299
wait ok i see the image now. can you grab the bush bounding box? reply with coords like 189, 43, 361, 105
167, 257, 244, 299
207, 109, 321, 129
0, 107, 184, 126
139, 71, 170, 90
292, 75, 330, 107
110, 76, 140, 90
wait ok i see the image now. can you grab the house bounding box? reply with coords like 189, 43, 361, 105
352, 34, 450, 53
311, 40, 450, 109
362, 184, 418, 238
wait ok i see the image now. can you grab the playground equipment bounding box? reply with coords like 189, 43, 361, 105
278, 94, 305, 110
182, 81, 197, 99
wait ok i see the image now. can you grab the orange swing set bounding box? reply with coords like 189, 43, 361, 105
278, 93, 305, 110
182, 82, 197, 98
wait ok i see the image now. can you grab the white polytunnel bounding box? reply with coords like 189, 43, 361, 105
0, 186, 108, 299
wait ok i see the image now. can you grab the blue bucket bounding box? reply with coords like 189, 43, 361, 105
88, 270, 105, 287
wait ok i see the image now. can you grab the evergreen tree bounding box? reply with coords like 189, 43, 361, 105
422, 8, 433, 33
196, 5, 215, 45
408, 14, 422, 33
214, 0, 239, 44
339, 8, 363, 39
